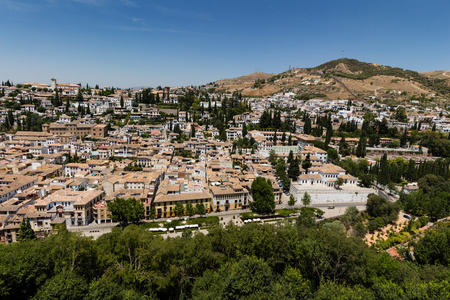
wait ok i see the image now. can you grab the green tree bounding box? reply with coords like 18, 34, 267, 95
327, 148, 339, 163
414, 227, 450, 265
174, 202, 185, 219
242, 122, 247, 137
192, 257, 276, 299
356, 130, 367, 158
302, 153, 312, 174
195, 203, 206, 216
288, 195, 296, 207
297, 207, 323, 228
418, 174, 445, 193
353, 222, 367, 238
17, 217, 36, 242
87, 279, 144, 300
304, 115, 311, 134
301, 192, 311, 206
340, 206, 359, 228
76, 89, 83, 102
269, 149, 277, 166
251, 177, 275, 213
359, 173, 374, 187
33, 270, 88, 300
281, 131, 286, 143
394, 106, 408, 123
107, 198, 145, 226
53, 88, 60, 107
185, 203, 195, 219
288, 153, 300, 179
335, 177, 345, 189
149, 206, 156, 222
191, 125, 196, 138
120, 95, 124, 108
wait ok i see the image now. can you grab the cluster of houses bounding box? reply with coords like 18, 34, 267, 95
0, 78, 445, 243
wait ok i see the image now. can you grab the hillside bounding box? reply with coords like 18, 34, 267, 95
421, 70, 450, 83
216, 72, 275, 85
312, 58, 450, 96
214, 59, 450, 100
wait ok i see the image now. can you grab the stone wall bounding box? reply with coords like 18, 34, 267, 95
290, 183, 376, 204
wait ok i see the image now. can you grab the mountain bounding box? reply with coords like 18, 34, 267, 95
312, 58, 450, 96
214, 59, 450, 99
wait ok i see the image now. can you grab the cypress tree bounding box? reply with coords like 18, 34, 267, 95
302, 153, 312, 174
304, 115, 311, 135
288, 154, 300, 179
17, 218, 36, 242
378, 154, 389, 185
356, 130, 367, 158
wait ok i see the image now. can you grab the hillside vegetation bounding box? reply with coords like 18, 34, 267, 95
312, 58, 450, 95
1, 221, 450, 299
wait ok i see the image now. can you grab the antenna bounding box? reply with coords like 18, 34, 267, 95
342, 50, 345, 59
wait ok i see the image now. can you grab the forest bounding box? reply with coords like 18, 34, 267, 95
1, 216, 449, 300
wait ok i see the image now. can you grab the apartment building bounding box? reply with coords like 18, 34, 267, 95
210, 183, 249, 212
34, 189, 104, 226
0, 175, 38, 203
153, 191, 212, 218
43, 122, 108, 138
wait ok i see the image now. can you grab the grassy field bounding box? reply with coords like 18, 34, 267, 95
186, 216, 219, 225
240, 212, 259, 220
276, 209, 296, 217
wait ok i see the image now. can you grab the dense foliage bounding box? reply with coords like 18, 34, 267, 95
1, 222, 450, 299
107, 197, 145, 226
366, 194, 400, 231
250, 177, 275, 213
399, 174, 450, 221
338, 155, 450, 187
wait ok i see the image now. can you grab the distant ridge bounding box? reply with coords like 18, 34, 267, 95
311, 58, 450, 95
211, 58, 450, 98
215, 72, 275, 86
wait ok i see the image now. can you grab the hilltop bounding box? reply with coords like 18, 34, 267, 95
213, 58, 450, 100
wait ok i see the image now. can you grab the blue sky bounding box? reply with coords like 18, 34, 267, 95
1, 0, 449, 88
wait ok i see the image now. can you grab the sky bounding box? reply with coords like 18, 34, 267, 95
1, 0, 450, 88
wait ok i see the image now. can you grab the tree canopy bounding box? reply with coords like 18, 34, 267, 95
251, 177, 275, 213
107, 197, 145, 226
0, 219, 450, 299
17, 217, 36, 242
